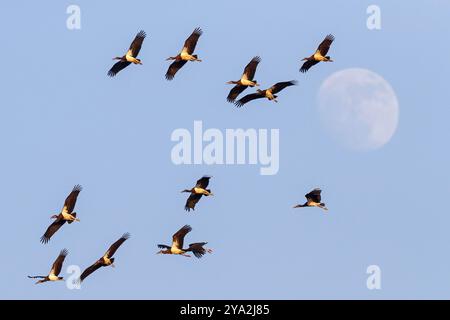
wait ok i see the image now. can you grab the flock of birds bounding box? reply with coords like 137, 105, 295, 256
107, 28, 335, 105
28, 27, 334, 285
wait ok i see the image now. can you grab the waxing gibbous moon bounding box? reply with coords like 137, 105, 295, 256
317, 68, 399, 151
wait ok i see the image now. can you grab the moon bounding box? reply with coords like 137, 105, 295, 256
317, 68, 399, 151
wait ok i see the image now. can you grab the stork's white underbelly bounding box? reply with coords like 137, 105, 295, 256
193, 187, 208, 195
241, 79, 255, 86
125, 54, 138, 63
171, 247, 185, 254
48, 274, 59, 281
313, 51, 325, 61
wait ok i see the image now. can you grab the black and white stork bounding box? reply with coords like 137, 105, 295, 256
108, 30, 146, 77
28, 249, 68, 284
165, 27, 203, 80
157, 225, 212, 258
181, 176, 213, 212
234, 80, 297, 107
300, 34, 335, 73
40, 185, 82, 244
293, 188, 328, 211
226, 56, 261, 102
78, 233, 130, 282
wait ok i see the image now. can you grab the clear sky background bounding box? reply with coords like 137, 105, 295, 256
0, 0, 449, 299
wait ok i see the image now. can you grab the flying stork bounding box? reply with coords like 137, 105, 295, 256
40, 185, 82, 244
108, 30, 146, 77
234, 80, 297, 107
181, 176, 213, 212
226, 56, 261, 102
78, 233, 130, 282
28, 249, 68, 284
293, 188, 328, 211
300, 34, 335, 73
157, 225, 212, 258
165, 27, 203, 80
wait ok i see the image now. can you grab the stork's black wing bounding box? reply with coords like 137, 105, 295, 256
227, 84, 247, 103
185, 193, 202, 212
105, 233, 130, 258
195, 176, 210, 189
40, 218, 66, 244
50, 249, 68, 276
108, 61, 131, 77
172, 225, 192, 249
165, 60, 187, 80
182, 27, 202, 54
187, 242, 208, 259
79, 261, 102, 282
234, 92, 265, 107
317, 34, 334, 56
62, 184, 82, 214
128, 30, 146, 57
242, 56, 260, 80
305, 188, 322, 203
300, 60, 319, 73
270, 80, 297, 94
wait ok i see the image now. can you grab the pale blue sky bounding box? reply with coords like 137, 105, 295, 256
0, 0, 449, 299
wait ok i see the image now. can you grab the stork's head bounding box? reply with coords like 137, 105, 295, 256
166, 56, 176, 61
113, 56, 123, 61
50, 214, 59, 219
226, 80, 238, 85
181, 189, 192, 193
